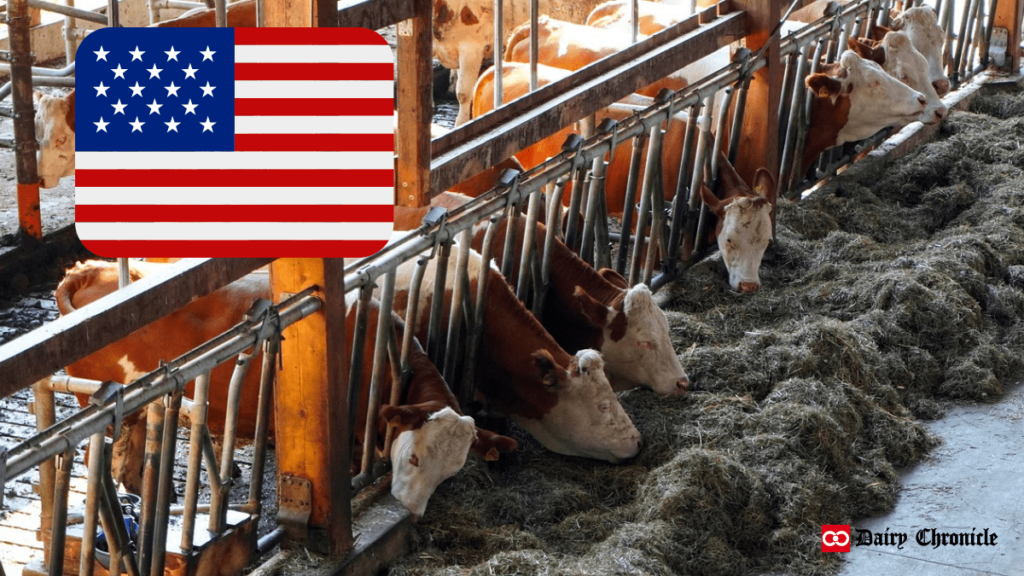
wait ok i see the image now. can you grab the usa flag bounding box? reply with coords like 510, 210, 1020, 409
75, 27, 394, 257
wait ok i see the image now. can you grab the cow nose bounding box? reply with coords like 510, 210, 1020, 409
409, 512, 421, 523
934, 108, 947, 121
917, 95, 927, 108
737, 282, 760, 294
933, 78, 950, 96
676, 377, 690, 393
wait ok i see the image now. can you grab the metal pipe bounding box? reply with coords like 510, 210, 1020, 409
530, 0, 539, 91
100, 462, 141, 576
346, 284, 373, 469
426, 242, 452, 363
631, 0, 639, 44
982, 0, 998, 68
668, 102, 699, 263
536, 180, 566, 319
615, 131, 648, 274
494, 0, 503, 109
212, 350, 255, 533
382, 326, 404, 459
500, 197, 521, 278
680, 95, 714, 263
147, 0, 160, 25
23, 0, 107, 24
696, 90, 735, 257
96, 441, 124, 576
47, 450, 74, 576
463, 219, 499, 407
6, 294, 322, 481
580, 154, 606, 266
777, 51, 797, 142
118, 259, 131, 289
33, 380, 57, 562
180, 372, 209, 553
629, 120, 664, 287
247, 334, 279, 514
954, 0, 977, 85
517, 188, 542, 298
215, 0, 226, 27
9, 0, 41, 240
641, 132, 667, 286
361, 269, 396, 476
0, 61, 75, 77
593, 174, 612, 271
107, 0, 119, 28
963, 0, 984, 78
150, 390, 182, 576
135, 399, 164, 576
779, 45, 809, 194
257, 527, 287, 555
81, 432, 104, 576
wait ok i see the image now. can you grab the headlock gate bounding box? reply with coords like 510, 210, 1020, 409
1, 0, 1024, 573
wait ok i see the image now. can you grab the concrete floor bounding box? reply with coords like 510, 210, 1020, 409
839, 381, 1024, 576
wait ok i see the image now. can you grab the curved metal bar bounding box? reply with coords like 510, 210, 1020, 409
362, 268, 396, 476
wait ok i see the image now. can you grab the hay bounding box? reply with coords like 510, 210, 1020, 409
387, 89, 1024, 575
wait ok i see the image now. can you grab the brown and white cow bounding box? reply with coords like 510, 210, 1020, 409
585, 0, 692, 33
153, 0, 256, 27
55, 260, 516, 518
889, 5, 950, 96
471, 217, 690, 394
699, 152, 775, 293
34, 90, 75, 189
388, 245, 642, 462
802, 50, 927, 173
503, 16, 689, 98
848, 30, 947, 125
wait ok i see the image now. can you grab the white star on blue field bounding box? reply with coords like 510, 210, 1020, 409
77, 28, 235, 152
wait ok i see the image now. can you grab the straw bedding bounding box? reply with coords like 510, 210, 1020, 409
387, 87, 1024, 575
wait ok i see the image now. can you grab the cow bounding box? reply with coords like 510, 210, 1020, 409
34, 90, 75, 189
585, 0, 693, 33
54, 260, 516, 519
388, 245, 643, 462
434, 0, 608, 125
786, 2, 949, 96
699, 152, 775, 293
470, 216, 690, 393
503, 16, 690, 98
802, 50, 928, 174
153, 0, 256, 27
848, 31, 947, 125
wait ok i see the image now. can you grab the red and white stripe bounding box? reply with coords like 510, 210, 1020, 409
76, 28, 394, 258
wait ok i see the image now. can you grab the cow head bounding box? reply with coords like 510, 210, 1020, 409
849, 31, 947, 126
806, 50, 927, 146
382, 405, 477, 521
700, 154, 775, 294
573, 277, 689, 396
891, 6, 950, 96
523, 349, 641, 463
34, 90, 76, 189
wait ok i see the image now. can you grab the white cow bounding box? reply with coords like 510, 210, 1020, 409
890, 5, 950, 96
848, 30, 947, 126
34, 90, 76, 189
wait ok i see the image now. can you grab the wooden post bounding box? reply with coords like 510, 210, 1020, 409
994, 0, 1024, 70
270, 259, 352, 555
395, 0, 432, 207
261, 0, 347, 556
730, 0, 782, 236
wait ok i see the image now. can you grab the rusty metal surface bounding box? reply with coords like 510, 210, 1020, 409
276, 475, 312, 543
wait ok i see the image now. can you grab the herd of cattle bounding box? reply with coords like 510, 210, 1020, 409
21, 0, 959, 521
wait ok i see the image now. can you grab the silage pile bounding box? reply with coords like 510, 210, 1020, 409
388, 88, 1024, 576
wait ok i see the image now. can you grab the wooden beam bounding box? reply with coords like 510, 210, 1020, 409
994, 0, 1024, 70
395, 0, 432, 207
263, 0, 336, 27
337, 0, 415, 29
270, 259, 352, 556
731, 0, 782, 201
0, 259, 273, 399
430, 10, 748, 197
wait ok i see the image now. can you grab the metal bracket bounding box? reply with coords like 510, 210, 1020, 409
277, 474, 312, 542
421, 207, 449, 259
89, 381, 126, 440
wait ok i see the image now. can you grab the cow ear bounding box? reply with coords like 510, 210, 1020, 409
532, 349, 566, 387
65, 91, 76, 134
597, 268, 629, 289
380, 404, 431, 428
870, 23, 892, 41
806, 74, 844, 103
470, 428, 518, 461
752, 168, 776, 210
700, 184, 726, 217
573, 286, 611, 328
847, 37, 884, 66
33, 90, 44, 105
716, 151, 749, 200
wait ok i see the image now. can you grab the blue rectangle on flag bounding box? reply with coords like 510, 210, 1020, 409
77, 28, 235, 152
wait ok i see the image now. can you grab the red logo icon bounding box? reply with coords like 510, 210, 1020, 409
822, 525, 851, 552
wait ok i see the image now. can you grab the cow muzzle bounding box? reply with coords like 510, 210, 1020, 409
933, 78, 950, 96
737, 282, 760, 294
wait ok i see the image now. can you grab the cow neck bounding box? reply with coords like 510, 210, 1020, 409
803, 94, 850, 174
477, 268, 567, 420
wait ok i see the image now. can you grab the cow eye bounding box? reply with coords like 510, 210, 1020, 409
598, 402, 611, 413
55, 136, 67, 146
